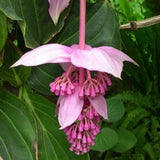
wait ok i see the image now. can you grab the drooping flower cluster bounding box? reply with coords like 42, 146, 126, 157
11, 43, 137, 154
11, 0, 138, 155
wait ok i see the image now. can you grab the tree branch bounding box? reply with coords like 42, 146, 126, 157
7, 38, 23, 56
120, 15, 160, 30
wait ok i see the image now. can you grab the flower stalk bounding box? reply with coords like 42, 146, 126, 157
79, 0, 86, 86
79, 0, 86, 50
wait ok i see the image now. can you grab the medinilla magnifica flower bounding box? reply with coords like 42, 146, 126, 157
11, 0, 138, 155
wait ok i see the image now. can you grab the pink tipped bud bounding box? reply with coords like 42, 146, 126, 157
77, 132, 82, 139
72, 127, 77, 139
83, 147, 88, 153
70, 146, 74, 151
85, 87, 90, 96
77, 140, 81, 149
79, 122, 84, 132
60, 83, 66, 91
79, 88, 84, 97
72, 140, 77, 147
65, 127, 72, 136
90, 86, 96, 97
95, 85, 99, 93
55, 90, 60, 95
99, 85, 105, 94
82, 134, 87, 143
90, 120, 95, 129
66, 87, 72, 95
70, 83, 75, 90
86, 133, 92, 143
91, 141, 95, 146
77, 113, 83, 121
84, 118, 90, 131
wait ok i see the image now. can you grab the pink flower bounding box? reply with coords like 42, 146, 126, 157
11, 0, 138, 155
48, 0, 70, 25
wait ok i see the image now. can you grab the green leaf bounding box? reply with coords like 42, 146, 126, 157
23, 87, 90, 160
143, 143, 156, 160
0, 89, 35, 160
119, 0, 132, 20
113, 128, 137, 153
91, 127, 118, 152
27, 64, 63, 95
0, 10, 7, 51
107, 98, 125, 122
54, 0, 121, 49
0, 0, 70, 49
0, 45, 31, 86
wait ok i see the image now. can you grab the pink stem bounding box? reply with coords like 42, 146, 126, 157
79, 0, 86, 49
87, 70, 92, 79
79, 0, 86, 85
65, 64, 73, 76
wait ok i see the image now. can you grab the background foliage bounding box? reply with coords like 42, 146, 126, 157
0, 0, 159, 160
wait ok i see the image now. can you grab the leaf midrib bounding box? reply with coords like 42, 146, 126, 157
0, 136, 12, 160
34, 107, 71, 160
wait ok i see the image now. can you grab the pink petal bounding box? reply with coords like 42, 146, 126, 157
99, 46, 138, 65
60, 63, 71, 71
58, 86, 84, 129
71, 47, 138, 78
48, 0, 70, 25
88, 95, 108, 119
60, 63, 76, 72
11, 44, 72, 67
56, 96, 64, 116
59, 44, 92, 71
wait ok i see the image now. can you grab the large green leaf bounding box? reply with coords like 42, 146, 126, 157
0, 89, 35, 160
106, 98, 125, 123
0, 10, 7, 51
54, 0, 121, 48
113, 128, 137, 153
23, 88, 90, 160
0, 0, 70, 49
90, 128, 118, 152
0, 45, 31, 87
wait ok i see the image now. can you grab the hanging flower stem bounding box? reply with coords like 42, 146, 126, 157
79, 0, 86, 86
79, 0, 86, 49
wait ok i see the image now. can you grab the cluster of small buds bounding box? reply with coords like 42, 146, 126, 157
79, 72, 112, 98
50, 74, 75, 96
95, 72, 112, 90
64, 102, 101, 155
79, 79, 105, 98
